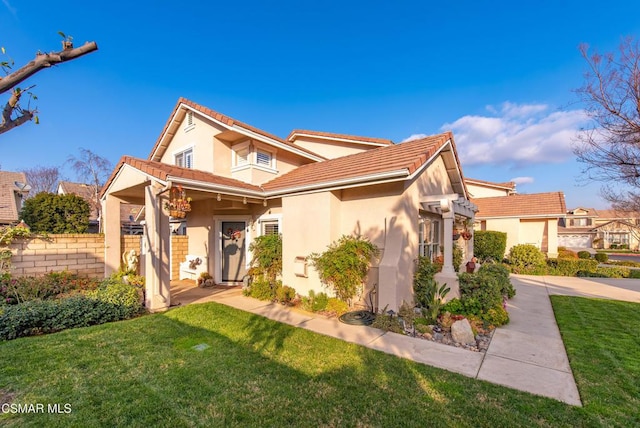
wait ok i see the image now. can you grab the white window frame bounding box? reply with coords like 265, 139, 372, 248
252, 143, 277, 173
231, 141, 251, 172
257, 214, 282, 237
173, 145, 194, 169
419, 216, 440, 261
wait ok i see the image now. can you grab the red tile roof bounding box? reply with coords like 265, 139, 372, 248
101, 156, 264, 198
466, 178, 516, 191
473, 192, 567, 218
287, 129, 394, 146
594, 209, 640, 219
262, 132, 453, 192
148, 98, 325, 162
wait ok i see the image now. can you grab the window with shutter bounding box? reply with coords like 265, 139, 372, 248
175, 148, 193, 169
256, 150, 272, 167
262, 220, 279, 235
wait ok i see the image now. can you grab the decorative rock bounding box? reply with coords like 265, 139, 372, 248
451, 318, 476, 345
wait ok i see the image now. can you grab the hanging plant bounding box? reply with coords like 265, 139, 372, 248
164, 185, 192, 218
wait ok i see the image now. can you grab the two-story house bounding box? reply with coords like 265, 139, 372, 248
559, 208, 640, 250
101, 98, 477, 311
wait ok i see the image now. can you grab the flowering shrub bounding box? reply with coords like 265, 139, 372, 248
0, 271, 100, 305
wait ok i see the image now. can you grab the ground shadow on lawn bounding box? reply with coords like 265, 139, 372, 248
0, 301, 597, 427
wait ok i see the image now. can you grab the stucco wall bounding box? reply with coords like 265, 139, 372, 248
482, 217, 559, 257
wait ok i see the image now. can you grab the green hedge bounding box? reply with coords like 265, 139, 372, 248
0, 294, 143, 341
552, 258, 598, 276
473, 231, 507, 262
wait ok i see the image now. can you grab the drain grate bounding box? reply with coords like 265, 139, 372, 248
338, 310, 375, 326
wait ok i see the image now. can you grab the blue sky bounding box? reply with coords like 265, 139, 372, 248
2, 1, 639, 209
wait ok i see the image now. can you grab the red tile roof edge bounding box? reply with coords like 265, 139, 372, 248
287, 129, 394, 146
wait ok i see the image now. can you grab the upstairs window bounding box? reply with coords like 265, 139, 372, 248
175, 148, 193, 169
256, 150, 272, 167
185, 111, 195, 130
235, 147, 250, 167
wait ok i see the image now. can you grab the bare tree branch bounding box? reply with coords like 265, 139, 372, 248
0, 41, 98, 94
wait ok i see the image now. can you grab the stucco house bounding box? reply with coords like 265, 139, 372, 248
559, 208, 640, 250
0, 171, 30, 226
101, 98, 477, 312
471, 188, 566, 258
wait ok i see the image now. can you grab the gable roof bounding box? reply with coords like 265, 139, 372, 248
262, 132, 463, 194
473, 192, 566, 219
101, 156, 264, 199
595, 209, 640, 219
148, 98, 325, 163
287, 129, 394, 147
566, 207, 598, 216
104, 132, 465, 200
466, 178, 516, 192
0, 171, 29, 224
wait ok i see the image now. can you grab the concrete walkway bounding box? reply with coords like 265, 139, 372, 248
171, 275, 640, 407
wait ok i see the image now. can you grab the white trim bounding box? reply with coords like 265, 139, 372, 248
257, 214, 282, 236
171, 144, 195, 157
214, 215, 252, 285
167, 176, 263, 198
288, 131, 391, 147
100, 164, 167, 201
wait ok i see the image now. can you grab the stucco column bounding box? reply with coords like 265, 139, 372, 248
441, 210, 455, 275
144, 182, 172, 312
103, 195, 123, 277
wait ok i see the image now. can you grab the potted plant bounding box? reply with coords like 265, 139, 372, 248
197, 272, 213, 288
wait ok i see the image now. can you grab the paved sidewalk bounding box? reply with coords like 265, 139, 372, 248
172, 275, 640, 406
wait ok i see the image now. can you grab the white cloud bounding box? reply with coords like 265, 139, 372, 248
510, 176, 534, 185
432, 102, 588, 166
401, 133, 428, 143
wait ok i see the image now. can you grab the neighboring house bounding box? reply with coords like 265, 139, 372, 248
58, 181, 100, 232
466, 178, 516, 198
0, 171, 30, 226
472, 190, 567, 258
557, 207, 598, 248
559, 208, 640, 250
101, 98, 477, 312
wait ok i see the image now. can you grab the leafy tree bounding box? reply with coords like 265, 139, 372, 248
20, 193, 90, 233
1, 33, 98, 135
573, 37, 640, 211
22, 165, 62, 195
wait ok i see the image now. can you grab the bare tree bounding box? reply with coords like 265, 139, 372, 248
1, 34, 98, 135
22, 165, 62, 195
67, 148, 112, 230
573, 37, 640, 212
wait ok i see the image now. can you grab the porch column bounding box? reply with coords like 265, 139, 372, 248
144, 182, 172, 312
441, 209, 455, 275
103, 194, 123, 277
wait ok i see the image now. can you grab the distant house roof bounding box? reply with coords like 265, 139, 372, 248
287, 129, 394, 147
594, 209, 640, 219
104, 132, 466, 199
566, 207, 598, 216
466, 178, 516, 192
58, 181, 99, 222
0, 171, 29, 224
148, 98, 326, 164
473, 192, 567, 219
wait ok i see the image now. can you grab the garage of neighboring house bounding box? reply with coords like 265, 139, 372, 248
558, 232, 594, 248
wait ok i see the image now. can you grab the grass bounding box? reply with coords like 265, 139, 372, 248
0, 299, 637, 427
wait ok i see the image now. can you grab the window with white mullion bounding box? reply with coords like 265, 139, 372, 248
261, 220, 279, 235
256, 150, 272, 167
175, 148, 193, 169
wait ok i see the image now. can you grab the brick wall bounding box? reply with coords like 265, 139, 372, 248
9, 234, 105, 277
7, 234, 190, 279
171, 235, 189, 281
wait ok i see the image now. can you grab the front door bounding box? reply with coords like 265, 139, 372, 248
221, 221, 247, 282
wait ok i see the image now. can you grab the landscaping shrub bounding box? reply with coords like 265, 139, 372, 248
0, 294, 142, 341
324, 298, 348, 316
87, 281, 144, 319
457, 267, 510, 326
301, 290, 329, 312
308, 235, 379, 303
246, 278, 275, 301
473, 230, 507, 262
413, 257, 450, 323
274, 283, 296, 305
249, 233, 282, 284
558, 248, 578, 259
371, 306, 403, 333
478, 263, 515, 298
554, 258, 598, 277
453, 243, 463, 272
594, 252, 609, 263
577, 251, 592, 259
442, 298, 464, 315
0, 271, 100, 305
629, 269, 640, 279
20, 192, 90, 233
507, 244, 547, 274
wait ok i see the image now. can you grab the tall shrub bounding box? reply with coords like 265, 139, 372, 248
248, 233, 282, 284
413, 257, 450, 323
473, 231, 507, 262
508, 244, 547, 274
308, 235, 379, 303
20, 193, 90, 233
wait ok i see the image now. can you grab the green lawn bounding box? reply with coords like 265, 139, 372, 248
0, 298, 638, 427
